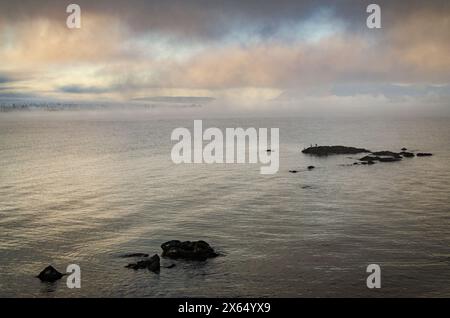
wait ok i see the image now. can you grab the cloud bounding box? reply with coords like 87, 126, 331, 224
1, 0, 449, 113
132, 96, 215, 103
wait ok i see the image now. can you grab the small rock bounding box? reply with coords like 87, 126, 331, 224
161, 240, 219, 261
307, 166, 315, 170
417, 152, 433, 157
126, 254, 160, 272
371, 151, 402, 158
289, 170, 298, 173
359, 155, 380, 162
401, 148, 408, 151
378, 157, 402, 162
120, 253, 149, 258
165, 264, 176, 269
302, 145, 371, 156
400, 151, 414, 158
37, 265, 64, 282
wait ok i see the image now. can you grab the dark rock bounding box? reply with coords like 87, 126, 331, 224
120, 253, 149, 258
161, 240, 219, 261
126, 254, 160, 272
353, 162, 359, 165
302, 145, 371, 156
266, 149, 272, 152
37, 265, 64, 282
401, 148, 408, 151
359, 155, 380, 162
367, 160, 376, 165
289, 170, 298, 173
307, 166, 315, 170
400, 151, 414, 158
165, 264, 176, 269
378, 157, 402, 162
371, 151, 402, 158
417, 153, 433, 157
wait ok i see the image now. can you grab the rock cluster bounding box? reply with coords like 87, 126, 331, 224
300, 145, 433, 167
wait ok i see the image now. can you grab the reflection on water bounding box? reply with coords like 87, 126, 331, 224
0, 114, 449, 297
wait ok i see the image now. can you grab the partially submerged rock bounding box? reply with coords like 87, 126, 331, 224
371, 151, 402, 158
120, 253, 149, 258
400, 151, 414, 158
161, 240, 219, 261
37, 265, 64, 282
289, 170, 298, 173
125, 254, 160, 272
302, 145, 371, 156
417, 153, 433, 157
378, 157, 402, 162
307, 166, 315, 170
359, 155, 380, 162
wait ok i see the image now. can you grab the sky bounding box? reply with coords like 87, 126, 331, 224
0, 0, 449, 115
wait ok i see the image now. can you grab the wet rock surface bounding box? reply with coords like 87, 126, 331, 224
417, 153, 433, 157
37, 265, 64, 282
161, 240, 219, 261
302, 145, 371, 156
120, 253, 149, 258
302, 145, 433, 167
400, 151, 415, 157
125, 254, 160, 272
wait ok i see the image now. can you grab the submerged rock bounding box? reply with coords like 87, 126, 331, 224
302, 145, 371, 156
417, 152, 433, 157
125, 254, 160, 272
400, 151, 414, 158
359, 155, 381, 162
161, 240, 219, 261
37, 265, 64, 282
120, 253, 149, 258
378, 157, 402, 162
371, 151, 402, 158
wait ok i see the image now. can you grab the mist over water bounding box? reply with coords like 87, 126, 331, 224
0, 111, 449, 297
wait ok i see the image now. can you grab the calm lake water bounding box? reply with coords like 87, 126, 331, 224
0, 112, 449, 297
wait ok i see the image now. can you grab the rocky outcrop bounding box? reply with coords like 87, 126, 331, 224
125, 254, 160, 272
302, 145, 371, 156
161, 240, 219, 261
37, 265, 64, 282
